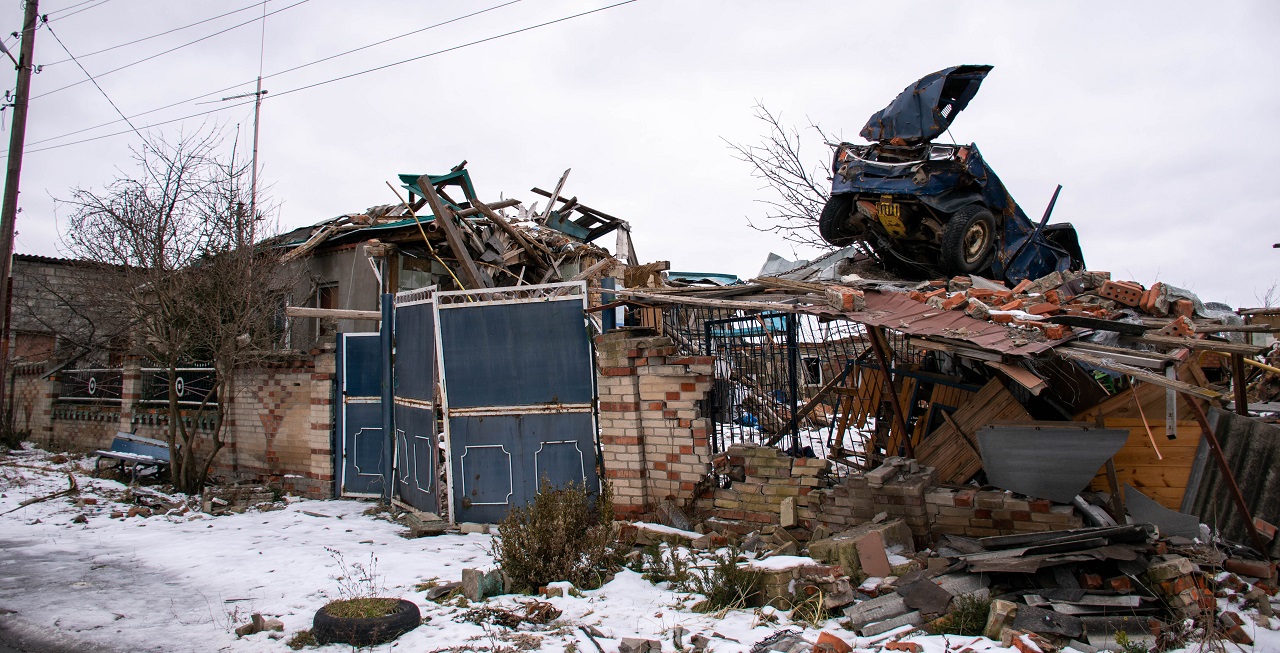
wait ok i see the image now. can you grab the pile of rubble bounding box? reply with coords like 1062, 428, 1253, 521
617, 508, 1278, 651
279, 165, 626, 291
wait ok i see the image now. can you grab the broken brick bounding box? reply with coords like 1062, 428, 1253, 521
1011, 279, 1034, 294
1156, 316, 1195, 338
1099, 280, 1143, 307
1172, 299, 1195, 319
885, 643, 922, 653
942, 293, 968, 310
999, 299, 1025, 311
1025, 302, 1060, 316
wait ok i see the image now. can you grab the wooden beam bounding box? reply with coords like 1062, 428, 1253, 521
285, 306, 381, 321
539, 169, 571, 223
1055, 348, 1222, 401
417, 175, 490, 289
764, 364, 854, 447
1059, 343, 1174, 369
469, 199, 552, 269
1232, 353, 1249, 416
454, 198, 520, 218
868, 326, 913, 458
613, 288, 816, 314
1132, 334, 1266, 356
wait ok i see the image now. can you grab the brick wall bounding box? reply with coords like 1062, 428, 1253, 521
10, 362, 53, 443
14, 350, 336, 498
697, 444, 1081, 547
924, 487, 1083, 536
595, 331, 714, 517
703, 444, 828, 537
812, 459, 936, 549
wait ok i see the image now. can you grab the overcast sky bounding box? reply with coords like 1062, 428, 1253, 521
0, 0, 1276, 308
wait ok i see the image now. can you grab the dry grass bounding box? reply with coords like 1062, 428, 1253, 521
320, 597, 400, 619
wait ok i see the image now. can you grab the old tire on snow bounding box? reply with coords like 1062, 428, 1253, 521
818, 194, 856, 246
313, 599, 421, 647
940, 205, 996, 275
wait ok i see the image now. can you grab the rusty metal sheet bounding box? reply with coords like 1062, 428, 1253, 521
843, 290, 1071, 356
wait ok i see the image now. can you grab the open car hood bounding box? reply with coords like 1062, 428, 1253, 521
860, 65, 993, 144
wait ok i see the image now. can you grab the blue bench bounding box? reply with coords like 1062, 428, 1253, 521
94, 432, 171, 481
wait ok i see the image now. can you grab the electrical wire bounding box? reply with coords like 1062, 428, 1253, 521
22, 0, 525, 149
43, 0, 110, 18
19, 0, 640, 154
43, 0, 271, 66
30, 0, 312, 101
269, 0, 636, 101
42, 19, 147, 145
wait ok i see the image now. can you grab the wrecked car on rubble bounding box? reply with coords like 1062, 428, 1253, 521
819, 65, 1085, 284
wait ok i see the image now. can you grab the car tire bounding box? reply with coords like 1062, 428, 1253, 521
313, 599, 421, 646
940, 205, 996, 275
818, 194, 856, 246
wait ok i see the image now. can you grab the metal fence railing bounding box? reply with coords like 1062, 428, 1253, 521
57, 368, 123, 402
139, 367, 217, 406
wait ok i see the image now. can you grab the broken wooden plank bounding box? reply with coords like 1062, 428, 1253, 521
1055, 348, 1222, 400
280, 224, 337, 263
539, 169, 572, 223
285, 307, 381, 321
1133, 334, 1266, 356
613, 288, 819, 314
417, 175, 490, 289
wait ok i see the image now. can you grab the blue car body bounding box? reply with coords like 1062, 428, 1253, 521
821, 65, 1084, 284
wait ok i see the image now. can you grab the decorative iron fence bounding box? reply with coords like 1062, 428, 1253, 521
57, 368, 123, 402
139, 367, 217, 406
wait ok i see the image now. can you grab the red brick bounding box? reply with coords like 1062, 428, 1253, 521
1012, 279, 1034, 294
1099, 280, 1143, 307
680, 382, 696, 392
954, 489, 976, 508
1029, 499, 1051, 513
1173, 299, 1195, 319
1025, 302, 1060, 316
601, 366, 635, 376
665, 391, 681, 400
942, 293, 968, 310
999, 299, 1025, 311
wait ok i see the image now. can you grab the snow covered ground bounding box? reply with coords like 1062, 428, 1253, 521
1, 446, 1276, 653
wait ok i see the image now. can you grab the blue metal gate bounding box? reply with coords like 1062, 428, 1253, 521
434, 281, 600, 524
392, 288, 441, 515
337, 332, 385, 497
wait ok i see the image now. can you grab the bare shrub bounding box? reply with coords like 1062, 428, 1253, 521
493, 480, 618, 593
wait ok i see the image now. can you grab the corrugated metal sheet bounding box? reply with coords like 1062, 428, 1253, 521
1188, 409, 1280, 556
843, 290, 1072, 356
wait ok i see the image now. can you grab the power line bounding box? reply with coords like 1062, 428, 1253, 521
42, 19, 147, 144
42, 0, 106, 17
30, 0, 311, 101
44, 0, 271, 66
270, 1, 637, 101
19, 0, 640, 154
22, 0, 527, 149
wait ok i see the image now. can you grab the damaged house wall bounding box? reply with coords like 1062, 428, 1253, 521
596, 331, 714, 517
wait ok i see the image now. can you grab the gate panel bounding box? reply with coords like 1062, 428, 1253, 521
392, 289, 439, 514
337, 333, 385, 497
436, 282, 599, 524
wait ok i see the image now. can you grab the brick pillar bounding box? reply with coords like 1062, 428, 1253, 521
595, 331, 715, 519
119, 355, 142, 434
307, 347, 336, 497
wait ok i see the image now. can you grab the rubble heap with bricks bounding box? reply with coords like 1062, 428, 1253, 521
905, 268, 1206, 342
925, 486, 1084, 538
595, 331, 714, 518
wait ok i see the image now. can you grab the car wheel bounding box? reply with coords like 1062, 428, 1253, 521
818, 194, 856, 246
940, 205, 996, 275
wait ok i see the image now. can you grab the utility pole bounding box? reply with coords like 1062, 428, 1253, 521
249, 76, 264, 220
0, 0, 40, 430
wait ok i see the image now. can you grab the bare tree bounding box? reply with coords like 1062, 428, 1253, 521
725, 102, 841, 250
59, 132, 294, 493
